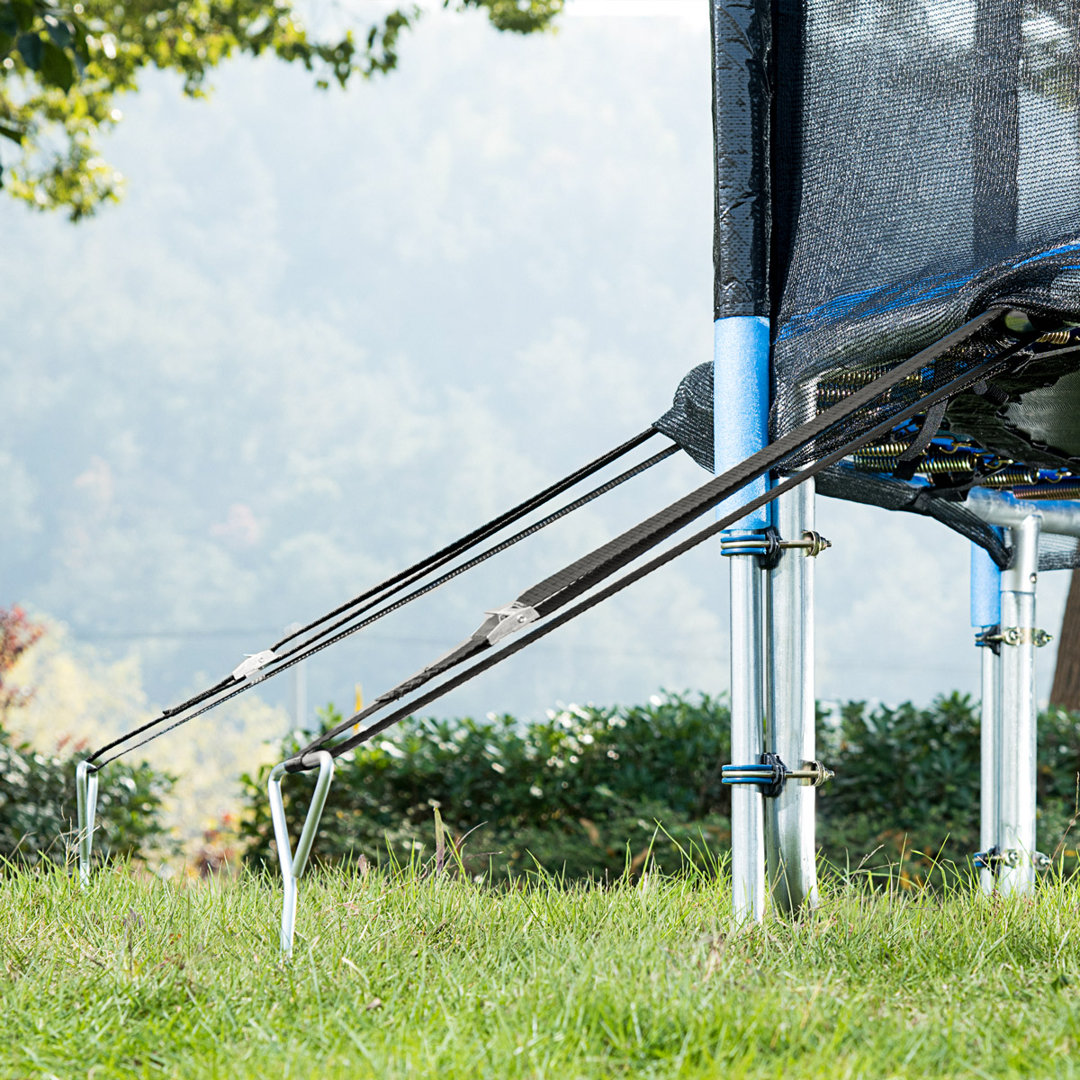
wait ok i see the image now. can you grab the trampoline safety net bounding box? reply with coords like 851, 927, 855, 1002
659, 0, 1080, 572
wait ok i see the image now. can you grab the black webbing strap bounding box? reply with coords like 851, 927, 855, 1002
86, 432, 671, 767
288, 308, 1027, 771
212, 443, 682, 685
893, 399, 949, 481
267, 428, 661, 655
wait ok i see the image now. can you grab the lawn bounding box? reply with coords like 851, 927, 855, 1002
2, 859, 1079, 1079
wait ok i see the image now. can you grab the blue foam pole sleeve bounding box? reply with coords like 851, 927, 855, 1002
970, 539, 1002, 628
714, 315, 771, 529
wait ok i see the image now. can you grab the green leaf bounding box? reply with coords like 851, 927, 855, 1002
0, 7, 17, 38
44, 16, 72, 51
39, 39, 73, 90
10, 0, 32, 33
15, 30, 41, 70
0, 121, 24, 144
0, 29, 13, 57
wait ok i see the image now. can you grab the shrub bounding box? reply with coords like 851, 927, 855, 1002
239, 692, 732, 882
818, 693, 1080, 884
239, 690, 1080, 888
0, 724, 174, 866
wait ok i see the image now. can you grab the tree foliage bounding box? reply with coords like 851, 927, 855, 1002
0, 0, 562, 219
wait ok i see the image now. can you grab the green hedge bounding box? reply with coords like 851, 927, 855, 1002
240, 693, 732, 882
0, 723, 173, 867
240, 692, 1080, 886
819, 696, 1080, 883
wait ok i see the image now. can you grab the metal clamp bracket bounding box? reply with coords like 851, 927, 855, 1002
268, 750, 335, 958
722, 753, 834, 798
719, 530, 772, 559
977, 626, 1053, 648
720, 528, 831, 569
974, 847, 1051, 872
75, 760, 99, 888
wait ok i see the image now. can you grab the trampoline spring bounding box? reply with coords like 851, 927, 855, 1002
982, 466, 1041, 488
850, 441, 915, 461
918, 455, 981, 476
851, 447, 1028, 482
816, 369, 922, 407
1013, 483, 1080, 500
851, 451, 985, 476
1036, 328, 1080, 346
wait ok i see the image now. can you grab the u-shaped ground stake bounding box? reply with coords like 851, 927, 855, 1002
267, 751, 335, 958
75, 760, 99, 888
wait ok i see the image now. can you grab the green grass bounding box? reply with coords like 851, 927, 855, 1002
3, 858, 1080, 1078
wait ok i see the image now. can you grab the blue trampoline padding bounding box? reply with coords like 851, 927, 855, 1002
714, 315, 770, 530
971, 536, 1003, 628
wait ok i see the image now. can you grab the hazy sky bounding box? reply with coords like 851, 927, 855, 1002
0, 1, 1070, 747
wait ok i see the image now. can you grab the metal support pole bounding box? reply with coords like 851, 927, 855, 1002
971, 540, 1002, 895
765, 478, 818, 913
998, 515, 1040, 895
980, 642, 1002, 892
268, 751, 335, 958
728, 552, 766, 924
715, 315, 770, 927
75, 760, 99, 888
964, 490, 1069, 894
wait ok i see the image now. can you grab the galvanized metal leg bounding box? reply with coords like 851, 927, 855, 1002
75, 760, 99, 888
268, 751, 335, 958
996, 516, 1040, 895
971, 539, 1003, 895
728, 548, 767, 926
979, 642, 1002, 894
765, 479, 818, 913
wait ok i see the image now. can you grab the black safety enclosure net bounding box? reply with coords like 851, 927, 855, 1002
658, 0, 1080, 571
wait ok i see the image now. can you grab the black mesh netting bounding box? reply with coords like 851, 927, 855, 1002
661, 2, 1080, 572
772, 0, 1080, 454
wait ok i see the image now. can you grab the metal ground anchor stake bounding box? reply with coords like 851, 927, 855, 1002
75, 760, 99, 888
268, 750, 335, 959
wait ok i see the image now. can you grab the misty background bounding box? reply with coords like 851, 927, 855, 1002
2, 0, 1068, 761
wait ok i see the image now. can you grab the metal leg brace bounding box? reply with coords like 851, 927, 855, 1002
727, 544, 767, 926
75, 760, 99, 888
965, 491, 1073, 894
978, 635, 1002, 895
721, 480, 827, 921
995, 516, 1042, 894
268, 751, 335, 958
765, 480, 820, 913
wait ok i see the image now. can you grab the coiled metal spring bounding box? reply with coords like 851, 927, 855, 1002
850, 446, 1046, 489
851, 448, 1010, 478
816, 368, 924, 408
1014, 484, 1080, 500
1037, 328, 1080, 346
981, 466, 1042, 488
